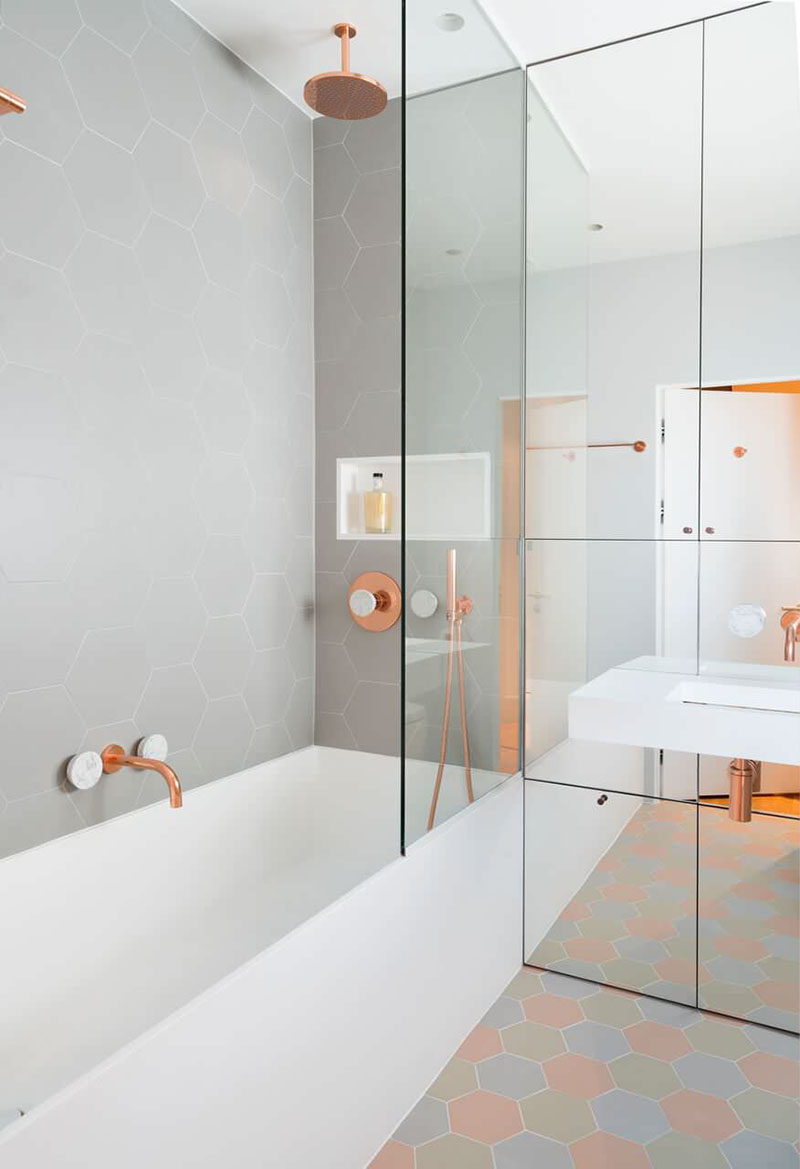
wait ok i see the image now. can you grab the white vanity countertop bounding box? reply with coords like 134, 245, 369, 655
569, 661, 800, 767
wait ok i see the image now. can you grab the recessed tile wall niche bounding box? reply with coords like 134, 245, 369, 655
0, 0, 314, 857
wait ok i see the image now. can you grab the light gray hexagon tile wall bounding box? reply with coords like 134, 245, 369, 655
312, 103, 402, 756
0, 0, 315, 858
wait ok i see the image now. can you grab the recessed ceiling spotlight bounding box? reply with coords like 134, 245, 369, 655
445, 247, 462, 256
436, 13, 465, 32
588, 223, 604, 232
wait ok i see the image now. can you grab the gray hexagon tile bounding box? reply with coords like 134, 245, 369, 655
243, 648, 293, 727
0, 686, 85, 800
193, 695, 253, 781
63, 28, 150, 149
137, 215, 206, 313
193, 113, 253, 213
65, 132, 150, 246
0, 27, 83, 163
138, 578, 207, 668
1, 143, 83, 267
134, 29, 205, 138
194, 616, 254, 699
242, 107, 293, 198
134, 123, 205, 227
136, 664, 207, 752
66, 232, 150, 343
0, 253, 84, 371
3, 0, 83, 55
194, 534, 254, 617
194, 202, 248, 292
78, 0, 149, 53
191, 35, 252, 131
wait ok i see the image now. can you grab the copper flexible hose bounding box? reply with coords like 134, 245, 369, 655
427, 606, 474, 832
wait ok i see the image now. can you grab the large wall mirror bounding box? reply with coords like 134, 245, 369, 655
525, 4, 800, 1031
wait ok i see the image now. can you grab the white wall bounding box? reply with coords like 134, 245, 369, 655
0, 778, 523, 1169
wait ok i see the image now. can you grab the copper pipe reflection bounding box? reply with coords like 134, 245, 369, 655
427, 550, 474, 832
729, 758, 761, 823
526, 440, 646, 453
101, 743, 183, 808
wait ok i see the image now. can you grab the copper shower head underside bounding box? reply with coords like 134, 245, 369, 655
304, 23, 387, 120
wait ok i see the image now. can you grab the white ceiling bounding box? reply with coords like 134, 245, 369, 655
482, 0, 766, 67
175, 0, 764, 117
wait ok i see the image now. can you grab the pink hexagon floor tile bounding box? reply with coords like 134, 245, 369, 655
368, 1139, 414, 1168
570, 1130, 650, 1169
448, 1090, 522, 1144
625, 1021, 691, 1062
543, 1052, 614, 1099
456, 1025, 502, 1063
662, 1089, 742, 1141
523, 993, 584, 1028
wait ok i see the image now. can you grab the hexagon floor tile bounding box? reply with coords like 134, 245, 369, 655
369, 972, 800, 1168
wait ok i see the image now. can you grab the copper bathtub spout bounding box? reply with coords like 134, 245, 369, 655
101, 744, 183, 808
780, 608, 800, 662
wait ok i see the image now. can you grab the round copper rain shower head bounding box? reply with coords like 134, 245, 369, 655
304, 23, 387, 120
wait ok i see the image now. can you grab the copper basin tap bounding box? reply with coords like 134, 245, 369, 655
101, 743, 183, 808
780, 607, 800, 663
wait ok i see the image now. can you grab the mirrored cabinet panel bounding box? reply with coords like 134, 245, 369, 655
698, 805, 799, 1034
525, 782, 697, 1005
524, 3, 799, 1032
526, 23, 703, 544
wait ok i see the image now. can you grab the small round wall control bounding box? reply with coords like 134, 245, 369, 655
66, 751, 104, 790
137, 733, 169, 761
410, 589, 438, 619
728, 604, 766, 639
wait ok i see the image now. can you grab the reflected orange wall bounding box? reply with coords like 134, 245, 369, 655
499, 400, 520, 775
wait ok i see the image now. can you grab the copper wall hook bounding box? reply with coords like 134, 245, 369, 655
733, 446, 747, 458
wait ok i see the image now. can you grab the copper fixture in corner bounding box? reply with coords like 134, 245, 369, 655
304, 23, 387, 120
0, 87, 26, 115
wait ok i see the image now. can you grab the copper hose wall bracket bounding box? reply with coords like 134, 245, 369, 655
348, 571, 401, 632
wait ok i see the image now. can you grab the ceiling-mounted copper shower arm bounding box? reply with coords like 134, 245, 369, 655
303, 21, 387, 120
335, 21, 356, 72
0, 88, 26, 115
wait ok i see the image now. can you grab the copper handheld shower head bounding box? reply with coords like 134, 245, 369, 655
303, 23, 387, 120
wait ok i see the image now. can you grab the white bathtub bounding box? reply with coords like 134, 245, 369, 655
0, 746, 522, 1167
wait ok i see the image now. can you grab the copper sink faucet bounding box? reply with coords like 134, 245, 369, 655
780, 607, 800, 663
101, 743, 183, 808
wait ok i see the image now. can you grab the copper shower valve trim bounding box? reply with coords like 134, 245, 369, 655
348, 571, 401, 631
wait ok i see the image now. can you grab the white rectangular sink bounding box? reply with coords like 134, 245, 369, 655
569, 662, 800, 766
670, 678, 800, 715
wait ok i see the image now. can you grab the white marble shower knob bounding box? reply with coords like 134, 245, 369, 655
66, 751, 103, 790
349, 589, 377, 618
137, 734, 168, 761
410, 589, 438, 619
728, 604, 766, 638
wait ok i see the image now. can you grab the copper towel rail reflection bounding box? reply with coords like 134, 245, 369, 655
526, 440, 647, 452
